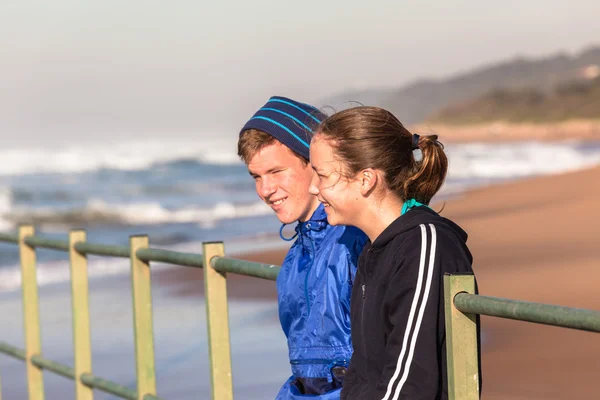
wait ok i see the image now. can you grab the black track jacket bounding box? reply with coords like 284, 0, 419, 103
341, 207, 481, 400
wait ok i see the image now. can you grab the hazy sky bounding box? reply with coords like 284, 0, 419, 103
1, 1, 599, 146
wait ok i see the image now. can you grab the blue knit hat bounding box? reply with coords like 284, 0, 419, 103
240, 96, 327, 160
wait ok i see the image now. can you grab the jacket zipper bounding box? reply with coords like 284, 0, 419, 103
360, 250, 370, 359
304, 229, 316, 315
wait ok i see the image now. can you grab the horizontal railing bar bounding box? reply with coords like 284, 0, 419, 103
0, 232, 18, 243
0, 343, 75, 380
454, 293, 600, 333
0, 232, 282, 280
0, 234, 131, 258
31, 355, 75, 380
24, 236, 70, 251
80, 374, 166, 400
0, 342, 163, 399
74, 241, 130, 258
212, 256, 281, 281
136, 248, 203, 268
80, 373, 137, 399
0, 341, 26, 360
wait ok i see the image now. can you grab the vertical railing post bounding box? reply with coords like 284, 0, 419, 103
69, 230, 93, 400
19, 225, 44, 400
129, 236, 157, 400
202, 242, 233, 400
443, 273, 480, 400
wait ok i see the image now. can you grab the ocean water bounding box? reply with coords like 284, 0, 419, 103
1, 138, 600, 292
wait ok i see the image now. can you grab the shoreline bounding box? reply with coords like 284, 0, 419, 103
410, 119, 600, 143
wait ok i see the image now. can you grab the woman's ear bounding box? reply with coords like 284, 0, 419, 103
359, 168, 378, 196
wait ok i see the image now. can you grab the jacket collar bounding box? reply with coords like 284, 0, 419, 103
296, 203, 328, 234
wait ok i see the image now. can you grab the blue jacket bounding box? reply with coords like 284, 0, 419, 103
275, 204, 367, 399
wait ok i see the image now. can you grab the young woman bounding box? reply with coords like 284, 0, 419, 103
309, 106, 481, 400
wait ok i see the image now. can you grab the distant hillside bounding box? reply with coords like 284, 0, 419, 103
322, 46, 600, 124
427, 74, 600, 124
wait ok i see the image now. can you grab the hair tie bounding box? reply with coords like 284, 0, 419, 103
412, 133, 420, 150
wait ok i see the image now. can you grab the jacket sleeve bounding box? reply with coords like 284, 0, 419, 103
349, 229, 368, 285
340, 226, 368, 286
375, 223, 468, 400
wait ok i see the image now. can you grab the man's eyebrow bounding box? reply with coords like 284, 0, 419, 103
248, 166, 286, 176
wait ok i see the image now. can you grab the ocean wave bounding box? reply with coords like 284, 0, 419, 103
4, 139, 599, 181
0, 188, 13, 231
446, 141, 600, 179
2, 141, 600, 231
1, 199, 273, 229
0, 138, 242, 176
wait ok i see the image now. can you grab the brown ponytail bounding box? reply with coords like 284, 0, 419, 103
403, 135, 448, 205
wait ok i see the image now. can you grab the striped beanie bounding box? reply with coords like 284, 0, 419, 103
240, 96, 327, 160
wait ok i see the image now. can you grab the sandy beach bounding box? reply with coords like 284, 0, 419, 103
158, 164, 600, 399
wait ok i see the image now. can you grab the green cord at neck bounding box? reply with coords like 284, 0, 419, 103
401, 198, 430, 215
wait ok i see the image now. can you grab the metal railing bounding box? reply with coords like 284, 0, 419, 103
443, 273, 600, 399
0, 226, 279, 400
1, 227, 599, 400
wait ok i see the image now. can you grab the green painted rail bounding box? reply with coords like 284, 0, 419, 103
0, 341, 159, 400
0, 232, 18, 243
0, 341, 26, 361
212, 256, 280, 281
75, 241, 130, 258
24, 236, 69, 252
454, 293, 600, 332
443, 273, 600, 400
1, 228, 599, 400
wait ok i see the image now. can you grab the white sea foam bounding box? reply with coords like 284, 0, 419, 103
2, 140, 600, 229
1, 199, 273, 229
3, 138, 598, 179
0, 188, 15, 231
0, 137, 242, 176
446, 141, 600, 179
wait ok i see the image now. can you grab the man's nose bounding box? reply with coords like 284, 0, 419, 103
258, 177, 277, 198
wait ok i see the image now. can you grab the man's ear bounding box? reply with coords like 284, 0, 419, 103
359, 168, 378, 196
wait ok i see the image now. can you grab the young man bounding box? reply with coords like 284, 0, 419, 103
238, 96, 367, 399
